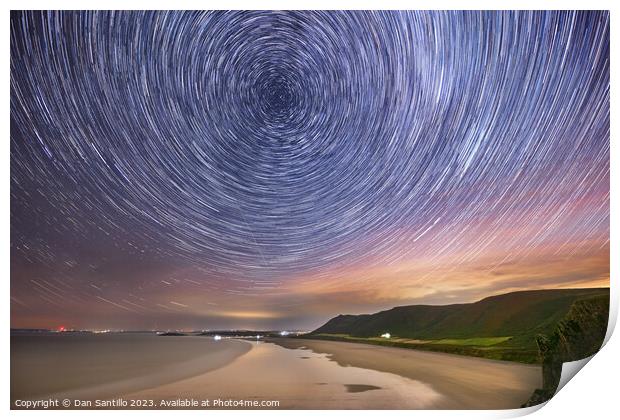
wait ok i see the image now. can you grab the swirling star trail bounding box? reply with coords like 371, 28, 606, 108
10, 11, 609, 330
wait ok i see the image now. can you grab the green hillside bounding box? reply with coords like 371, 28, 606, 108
308, 288, 609, 363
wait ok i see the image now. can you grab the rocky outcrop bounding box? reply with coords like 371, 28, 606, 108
522, 295, 609, 407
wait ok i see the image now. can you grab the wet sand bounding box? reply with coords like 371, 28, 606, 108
271, 338, 542, 409
126, 339, 442, 409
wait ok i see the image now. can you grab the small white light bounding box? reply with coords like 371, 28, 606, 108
381, 332, 391, 339
213, 335, 222, 341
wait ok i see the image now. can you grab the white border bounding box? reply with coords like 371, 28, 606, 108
0, 1, 618, 10
3, 2, 617, 420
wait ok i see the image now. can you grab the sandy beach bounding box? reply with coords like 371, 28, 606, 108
12, 333, 542, 409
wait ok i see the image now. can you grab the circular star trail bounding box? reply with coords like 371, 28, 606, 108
10, 11, 609, 322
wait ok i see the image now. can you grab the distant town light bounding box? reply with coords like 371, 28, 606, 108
280, 331, 289, 336
213, 335, 222, 341
381, 332, 391, 339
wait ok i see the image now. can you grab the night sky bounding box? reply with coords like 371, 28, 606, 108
10, 11, 609, 331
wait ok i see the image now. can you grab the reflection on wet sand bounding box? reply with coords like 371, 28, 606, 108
344, 384, 382, 393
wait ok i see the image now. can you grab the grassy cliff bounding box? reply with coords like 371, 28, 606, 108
307, 288, 609, 364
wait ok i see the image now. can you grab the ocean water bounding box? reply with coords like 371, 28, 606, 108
11, 332, 250, 401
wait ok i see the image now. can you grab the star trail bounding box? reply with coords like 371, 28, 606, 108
10, 11, 609, 330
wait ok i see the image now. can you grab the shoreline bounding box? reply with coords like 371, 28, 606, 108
270, 336, 541, 367
296, 333, 540, 364
12, 334, 542, 409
